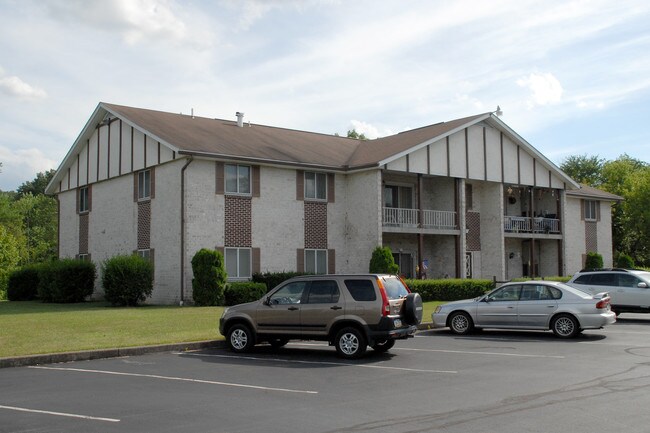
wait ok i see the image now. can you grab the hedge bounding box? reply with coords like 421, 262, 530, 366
224, 282, 267, 306
404, 279, 494, 302
7, 264, 43, 301
102, 254, 154, 306
37, 259, 96, 303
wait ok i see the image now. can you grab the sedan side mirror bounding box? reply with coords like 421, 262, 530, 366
639, 282, 648, 289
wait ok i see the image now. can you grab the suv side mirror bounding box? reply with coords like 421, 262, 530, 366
639, 282, 648, 289
263, 296, 271, 306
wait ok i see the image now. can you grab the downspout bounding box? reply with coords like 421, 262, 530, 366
180, 156, 194, 306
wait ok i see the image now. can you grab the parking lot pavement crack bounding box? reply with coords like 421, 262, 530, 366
322, 364, 650, 433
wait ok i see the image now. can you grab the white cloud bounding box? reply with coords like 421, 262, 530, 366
0, 68, 47, 100
517, 72, 564, 107
349, 120, 394, 139
0, 146, 58, 191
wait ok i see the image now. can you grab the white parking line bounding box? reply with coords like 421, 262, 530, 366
0, 404, 120, 423
394, 347, 565, 359
178, 352, 458, 374
29, 366, 317, 394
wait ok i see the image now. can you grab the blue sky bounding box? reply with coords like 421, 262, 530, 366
0, 0, 649, 191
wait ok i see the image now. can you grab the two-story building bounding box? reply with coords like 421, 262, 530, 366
45, 102, 621, 304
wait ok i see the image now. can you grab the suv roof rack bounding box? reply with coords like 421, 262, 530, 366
578, 267, 645, 273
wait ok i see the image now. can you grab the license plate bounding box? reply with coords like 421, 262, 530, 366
394, 319, 402, 328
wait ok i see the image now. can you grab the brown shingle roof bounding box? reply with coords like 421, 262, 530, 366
565, 184, 623, 201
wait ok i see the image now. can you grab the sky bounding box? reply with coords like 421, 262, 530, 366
0, 0, 649, 191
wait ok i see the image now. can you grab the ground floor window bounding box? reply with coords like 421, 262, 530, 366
226, 247, 251, 279
305, 249, 327, 274
137, 249, 151, 260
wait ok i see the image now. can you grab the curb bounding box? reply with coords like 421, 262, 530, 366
0, 340, 225, 369
1, 323, 437, 369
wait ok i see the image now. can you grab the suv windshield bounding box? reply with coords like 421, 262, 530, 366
382, 277, 409, 299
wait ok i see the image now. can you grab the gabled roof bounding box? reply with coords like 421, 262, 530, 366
46, 102, 579, 194
566, 184, 624, 201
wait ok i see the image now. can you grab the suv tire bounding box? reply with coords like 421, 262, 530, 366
403, 293, 423, 325
335, 327, 367, 359
227, 324, 254, 353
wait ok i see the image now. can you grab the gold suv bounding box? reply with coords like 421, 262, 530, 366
219, 274, 422, 359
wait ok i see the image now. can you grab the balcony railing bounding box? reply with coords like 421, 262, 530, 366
383, 207, 457, 230
504, 216, 560, 234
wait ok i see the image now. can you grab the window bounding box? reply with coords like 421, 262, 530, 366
305, 249, 327, 274
617, 274, 642, 288
77, 253, 90, 261
487, 285, 522, 301
79, 187, 89, 213
519, 285, 562, 301
225, 164, 251, 195
138, 170, 151, 200
584, 200, 598, 221
269, 281, 307, 305
345, 280, 377, 301
590, 273, 616, 286
306, 280, 340, 304
384, 185, 413, 208
137, 249, 151, 260
225, 247, 251, 279
305, 172, 327, 200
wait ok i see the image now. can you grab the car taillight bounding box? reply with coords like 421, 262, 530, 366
596, 297, 610, 309
377, 278, 390, 316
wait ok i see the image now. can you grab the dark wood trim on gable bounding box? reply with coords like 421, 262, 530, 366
517, 146, 521, 185
500, 132, 504, 182
96, 129, 100, 182
533, 158, 537, 186
483, 127, 488, 181
130, 127, 134, 173
446, 136, 450, 177
427, 144, 431, 175
465, 128, 469, 179
107, 122, 111, 178
119, 119, 123, 175
406, 154, 410, 173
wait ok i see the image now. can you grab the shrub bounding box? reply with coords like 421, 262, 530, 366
191, 249, 227, 306
585, 252, 604, 270
616, 253, 635, 269
7, 264, 42, 301
224, 282, 267, 306
38, 259, 97, 303
369, 246, 399, 274
252, 272, 307, 292
102, 255, 153, 306
404, 278, 494, 302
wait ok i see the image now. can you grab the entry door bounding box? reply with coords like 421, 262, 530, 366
393, 253, 413, 279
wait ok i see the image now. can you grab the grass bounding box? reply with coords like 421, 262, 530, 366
0, 300, 444, 358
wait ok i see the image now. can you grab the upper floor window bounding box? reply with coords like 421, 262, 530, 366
305, 172, 327, 200
79, 186, 89, 213
138, 169, 151, 200
225, 164, 251, 195
584, 200, 598, 221
384, 184, 413, 209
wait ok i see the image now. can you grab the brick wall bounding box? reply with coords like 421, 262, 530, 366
225, 196, 252, 247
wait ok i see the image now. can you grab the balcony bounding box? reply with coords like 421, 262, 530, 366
504, 216, 560, 235
383, 207, 457, 232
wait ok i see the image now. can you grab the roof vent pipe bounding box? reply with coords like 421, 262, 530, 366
236, 111, 244, 127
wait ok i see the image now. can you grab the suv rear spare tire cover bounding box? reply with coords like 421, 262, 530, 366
403, 292, 423, 325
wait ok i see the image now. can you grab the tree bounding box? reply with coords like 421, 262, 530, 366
347, 129, 368, 140
369, 246, 399, 274
16, 169, 56, 198
12, 193, 58, 264
560, 154, 605, 186
0, 226, 21, 299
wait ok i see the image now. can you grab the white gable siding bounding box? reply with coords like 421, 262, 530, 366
88, 132, 98, 184
448, 131, 466, 178
79, 145, 88, 186
132, 130, 145, 171
386, 156, 407, 172
98, 126, 109, 181
109, 121, 121, 178
121, 121, 133, 174
410, 147, 428, 174
145, 136, 158, 167
467, 126, 485, 180
485, 127, 502, 182
519, 151, 534, 185
502, 136, 518, 184
429, 139, 447, 176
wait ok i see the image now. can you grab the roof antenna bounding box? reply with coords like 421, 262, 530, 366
191, 108, 194, 119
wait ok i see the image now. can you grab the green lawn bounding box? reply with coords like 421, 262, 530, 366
0, 300, 443, 358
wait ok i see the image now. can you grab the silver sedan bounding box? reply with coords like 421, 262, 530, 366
432, 281, 616, 338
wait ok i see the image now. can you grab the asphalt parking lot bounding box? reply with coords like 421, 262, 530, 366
4, 316, 650, 433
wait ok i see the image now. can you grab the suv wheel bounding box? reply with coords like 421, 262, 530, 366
335, 327, 367, 359
227, 324, 254, 353
403, 293, 423, 325
371, 339, 395, 353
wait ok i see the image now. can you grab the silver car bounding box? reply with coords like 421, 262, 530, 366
432, 281, 616, 338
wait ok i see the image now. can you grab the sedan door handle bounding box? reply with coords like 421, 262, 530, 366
288, 306, 299, 311
330, 306, 343, 310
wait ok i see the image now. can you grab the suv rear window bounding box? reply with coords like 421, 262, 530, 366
344, 280, 376, 301
382, 276, 409, 299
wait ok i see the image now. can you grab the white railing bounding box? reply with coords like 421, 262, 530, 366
504, 216, 560, 234
382, 207, 457, 230
422, 210, 457, 229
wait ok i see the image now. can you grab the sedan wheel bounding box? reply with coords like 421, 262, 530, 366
227, 324, 254, 353
551, 314, 579, 338
449, 312, 473, 335
335, 327, 367, 359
